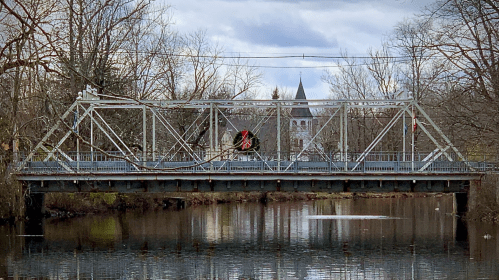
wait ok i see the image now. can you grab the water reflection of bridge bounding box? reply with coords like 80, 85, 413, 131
2, 198, 498, 279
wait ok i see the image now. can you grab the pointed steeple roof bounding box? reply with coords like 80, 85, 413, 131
290, 79, 313, 118
295, 78, 307, 100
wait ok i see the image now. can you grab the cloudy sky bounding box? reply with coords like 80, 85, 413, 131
163, 0, 435, 99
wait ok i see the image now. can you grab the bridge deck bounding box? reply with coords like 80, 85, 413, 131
16, 157, 486, 193
17, 160, 489, 176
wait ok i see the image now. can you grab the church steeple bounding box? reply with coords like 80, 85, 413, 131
295, 78, 306, 100
290, 79, 313, 118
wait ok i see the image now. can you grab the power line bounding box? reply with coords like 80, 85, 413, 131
54, 48, 433, 69
69, 49, 434, 61
216, 58, 414, 69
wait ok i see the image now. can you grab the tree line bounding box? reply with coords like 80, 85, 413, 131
0, 0, 263, 161
322, 0, 499, 156
0, 0, 498, 162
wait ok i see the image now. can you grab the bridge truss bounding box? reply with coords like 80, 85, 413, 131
15, 87, 491, 193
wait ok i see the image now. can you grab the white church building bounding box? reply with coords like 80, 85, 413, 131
289, 79, 321, 160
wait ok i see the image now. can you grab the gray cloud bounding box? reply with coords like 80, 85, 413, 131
164, 0, 434, 94
233, 19, 336, 48
217, 0, 435, 12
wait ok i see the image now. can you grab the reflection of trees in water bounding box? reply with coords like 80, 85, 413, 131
2, 196, 499, 278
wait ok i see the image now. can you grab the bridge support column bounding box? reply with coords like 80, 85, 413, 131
466, 179, 480, 216
488, 173, 499, 206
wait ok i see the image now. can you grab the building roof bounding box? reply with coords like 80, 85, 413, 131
290, 79, 313, 118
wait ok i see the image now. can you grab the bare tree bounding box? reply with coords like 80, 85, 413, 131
392, 18, 448, 101
421, 0, 499, 150
367, 44, 403, 100
322, 51, 375, 100
321, 49, 406, 152
0, 0, 63, 159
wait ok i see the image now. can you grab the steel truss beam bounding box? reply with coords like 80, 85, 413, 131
16, 88, 474, 175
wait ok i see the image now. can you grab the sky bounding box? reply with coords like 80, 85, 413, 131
162, 0, 436, 99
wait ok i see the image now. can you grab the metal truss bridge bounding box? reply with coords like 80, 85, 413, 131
14, 87, 493, 193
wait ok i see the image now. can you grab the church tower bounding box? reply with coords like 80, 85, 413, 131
289, 79, 317, 159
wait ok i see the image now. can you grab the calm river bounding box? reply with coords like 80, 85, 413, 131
1, 195, 499, 279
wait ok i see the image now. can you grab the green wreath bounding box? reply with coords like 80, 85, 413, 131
233, 130, 260, 152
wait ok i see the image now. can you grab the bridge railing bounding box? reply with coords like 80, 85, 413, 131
15, 151, 499, 174
18, 150, 493, 162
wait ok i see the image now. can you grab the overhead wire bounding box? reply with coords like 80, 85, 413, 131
65, 49, 438, 69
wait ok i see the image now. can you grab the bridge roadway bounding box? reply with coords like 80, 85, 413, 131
16, 154, 486, 194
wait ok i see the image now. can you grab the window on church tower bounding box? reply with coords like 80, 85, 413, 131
299, 139, 303, 149
301, 120, 306, 126
293, 120, 297, 126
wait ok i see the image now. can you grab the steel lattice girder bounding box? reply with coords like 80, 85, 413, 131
17, 94, 471, 173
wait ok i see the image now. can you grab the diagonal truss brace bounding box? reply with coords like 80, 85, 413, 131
352, 105, 408, 171
17, 102, 78, 171
43, 104, 92, 162
407, 109, 454, 162
91, 109, 140, 162
215, 106, 276, 172
89, 111, 140, 171
150, 108, 206, 168
155, 108, 209, 164
413, 103, 474, 171
284, 106, 342, 172
419, 146, 450, 172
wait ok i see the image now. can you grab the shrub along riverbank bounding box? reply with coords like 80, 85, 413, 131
467, 174, 499, 222
3, 175, 499, 222
0, 168, 24, 222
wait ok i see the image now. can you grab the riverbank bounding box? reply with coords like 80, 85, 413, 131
0, 169, 24, 222
43, 191, 446, 218
468, 174, 499, 222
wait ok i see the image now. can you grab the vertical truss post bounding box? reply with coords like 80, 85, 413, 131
344, 102, 348, 171
277, 101, 281, 172
143, 105, 147, 163
402, 110, 406, 161
209, 102, 214, 170
215, 104, 219, 152
76, 102, 80, 172
340, 102, 344, 162
152, 110, 156, 161
90, 106, 94, 162
411, 103, 415, 172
